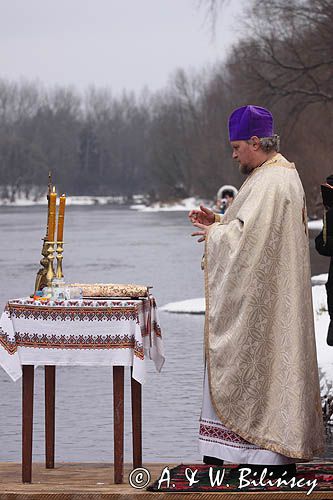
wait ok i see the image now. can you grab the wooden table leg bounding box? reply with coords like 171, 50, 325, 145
113, 366, 124, 484
45, 365, 56, 468
22, 365, 34, 483
131, 367, 142, 469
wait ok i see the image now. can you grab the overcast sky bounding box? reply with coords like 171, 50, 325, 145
0, 0, 245, 94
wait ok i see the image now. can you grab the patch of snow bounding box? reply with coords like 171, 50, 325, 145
0, 195, 127, 207
308, 219, 323, 231
161, 297, 205, 314
66, 196, 119, 206
0, 194, 48, 206
312, 285, 328, 319
311, 274, 328, 286
130, 197, 207, 212
130, 204, 146, 210
315, 308, 333, 391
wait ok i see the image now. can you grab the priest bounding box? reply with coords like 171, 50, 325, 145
189, 105, 324, 478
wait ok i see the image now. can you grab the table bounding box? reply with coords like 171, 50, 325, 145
0, 296, 164, 484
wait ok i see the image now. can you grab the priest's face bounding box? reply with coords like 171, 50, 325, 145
231, 140, 257, 174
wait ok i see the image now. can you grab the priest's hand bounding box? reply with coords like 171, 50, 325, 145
188, 205, 215, 226
191, 221, 209, 243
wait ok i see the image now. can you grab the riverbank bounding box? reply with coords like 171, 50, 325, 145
0, 195, 324, 232
0, 194, 131, 206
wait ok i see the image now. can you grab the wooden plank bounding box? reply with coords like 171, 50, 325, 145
113, 366, 124, 484
45, 365, 56, 469
22, 365, 34, 483
131, 367, 142, 469
0, 462, 332, 499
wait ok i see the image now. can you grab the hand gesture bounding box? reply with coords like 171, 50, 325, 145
191, 222, 209, 243
188, 205, 215, 226
188, 205, 215, 243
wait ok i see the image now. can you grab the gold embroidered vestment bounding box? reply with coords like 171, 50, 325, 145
204, 154, 324, 459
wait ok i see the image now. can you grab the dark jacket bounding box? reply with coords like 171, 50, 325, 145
315, 207, 333, 319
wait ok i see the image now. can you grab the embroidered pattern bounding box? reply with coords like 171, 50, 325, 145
0, 329, 144, 358
18, 331, 143, 356
199, 418, 265, 450
0, 296, 164, 384
153, 321, 162, 337
0, 297, 162, 365
0, 328, 16, 355
7, 304, 139, 323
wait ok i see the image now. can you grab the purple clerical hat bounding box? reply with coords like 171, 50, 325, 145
228, 105, 274, 141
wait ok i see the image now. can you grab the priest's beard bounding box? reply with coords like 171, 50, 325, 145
239, 163, 252, 175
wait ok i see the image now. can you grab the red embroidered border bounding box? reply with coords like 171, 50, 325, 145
199, 419, 264, 450
8, 305, 139, 323
153, 321, 162, 338
0, 330, 17, 355
0, 331, 144, 359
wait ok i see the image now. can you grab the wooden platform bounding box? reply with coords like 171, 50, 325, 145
1, 462, 333, 499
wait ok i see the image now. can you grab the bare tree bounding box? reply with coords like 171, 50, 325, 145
196, 0, 229, 32
234, 0, 332, 108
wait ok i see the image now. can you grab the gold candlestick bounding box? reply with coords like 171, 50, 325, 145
34, 174, 53, 293
55, 242, 64, 279
46, 242, 56, 286
34, 237, 50, 292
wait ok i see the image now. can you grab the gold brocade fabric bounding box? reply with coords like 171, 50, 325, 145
68, 283, 150, 298
204, 153, 324, 460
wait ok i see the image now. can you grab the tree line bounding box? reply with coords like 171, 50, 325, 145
0, 0, 331, 216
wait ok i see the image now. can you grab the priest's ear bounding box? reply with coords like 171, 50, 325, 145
248, 136, 261, 150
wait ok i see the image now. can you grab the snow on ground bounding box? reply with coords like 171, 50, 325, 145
131, 199, 325, 225
130, 197, 206, 212
162, 284, 333, 391
0, 195, 48, 206
308, 219, 323, 231
0, 195, 126, 207
312, 285, 333, 393
0, 194, 202, 208
0, 192, 327, 226
312, 284, 328, 317
312, 274, 328, 286
161, 297, 205, 314
65, 196, 124, 206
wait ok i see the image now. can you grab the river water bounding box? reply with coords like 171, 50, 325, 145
0, 206, 331, 463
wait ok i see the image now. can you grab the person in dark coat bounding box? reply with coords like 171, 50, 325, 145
315, 175, 333, 346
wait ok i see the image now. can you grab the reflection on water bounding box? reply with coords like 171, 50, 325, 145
0, 207, 331, 463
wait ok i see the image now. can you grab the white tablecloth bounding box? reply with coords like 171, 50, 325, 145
0, 296, 164, 384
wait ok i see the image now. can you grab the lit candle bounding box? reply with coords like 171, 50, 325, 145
57, 194, 66, 242
48, 187, 57, 242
